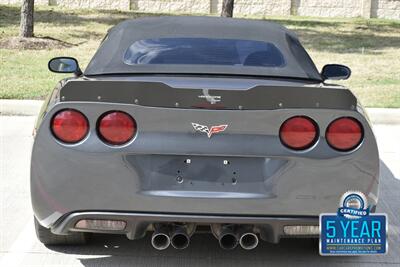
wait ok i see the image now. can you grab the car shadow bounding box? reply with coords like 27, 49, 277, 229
380, 159, 399, 181
49, 235, 324, 267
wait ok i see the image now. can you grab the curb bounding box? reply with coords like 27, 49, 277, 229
366, 108, 400, 125
0, 100, 43, 116
0, 100, 399, 125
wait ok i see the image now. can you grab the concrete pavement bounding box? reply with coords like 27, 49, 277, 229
0, 116, 399, 266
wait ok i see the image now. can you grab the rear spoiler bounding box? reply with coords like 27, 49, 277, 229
60, 80, 357, 110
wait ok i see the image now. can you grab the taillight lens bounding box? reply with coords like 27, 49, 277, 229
280, 116, 318, 150
51, 109, 89, 143
98, 111, 136, 145
326, 117, 363, 151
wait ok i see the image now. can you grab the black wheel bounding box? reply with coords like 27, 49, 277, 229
34, 217, 88, 245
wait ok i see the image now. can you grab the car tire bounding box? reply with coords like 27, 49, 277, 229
34, 217, 88, 245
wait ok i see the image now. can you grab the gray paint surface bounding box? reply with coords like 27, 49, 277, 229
31, 77, 379, 232
2, 116, 398, 266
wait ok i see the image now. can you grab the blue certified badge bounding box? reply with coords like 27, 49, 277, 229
320, 191, 387, 255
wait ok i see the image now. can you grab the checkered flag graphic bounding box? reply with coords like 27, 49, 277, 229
191, 123, 210, 134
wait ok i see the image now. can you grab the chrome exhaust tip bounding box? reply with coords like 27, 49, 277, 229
170, 226, 190, 250
239, 233, 259, 250
170, 232, 190, 250
151, 232, 170, 250
219, 232, 238, 250
211, 224, 239, 250
151, 225, 171, 250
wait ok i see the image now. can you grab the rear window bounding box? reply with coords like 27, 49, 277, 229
123, 38, 285, 68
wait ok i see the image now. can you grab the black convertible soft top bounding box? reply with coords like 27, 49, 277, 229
85, 16, 321, 80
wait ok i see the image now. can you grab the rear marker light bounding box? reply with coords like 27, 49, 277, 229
51, 109, 89, 143
98, 111, 136, 145
326, 117, 363, 151
279, 116, 318, 150
75, 219, 126, 231
284, 225, 319, 235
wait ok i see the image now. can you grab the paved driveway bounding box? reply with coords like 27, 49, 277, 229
0, 116, 399, 266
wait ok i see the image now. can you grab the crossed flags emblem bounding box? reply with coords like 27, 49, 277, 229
191, 123, 228, 138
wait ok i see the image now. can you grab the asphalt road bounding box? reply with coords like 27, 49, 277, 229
0, 116, 399, 267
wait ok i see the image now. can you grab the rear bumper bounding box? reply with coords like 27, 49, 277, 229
51, 211, 320, 243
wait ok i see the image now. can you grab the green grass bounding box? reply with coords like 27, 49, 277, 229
1, 5, 400, 107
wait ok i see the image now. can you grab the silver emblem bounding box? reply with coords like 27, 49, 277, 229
191, 123, 228, 138
198, 89, 221, 104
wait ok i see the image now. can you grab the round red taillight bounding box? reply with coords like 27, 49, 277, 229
326, 117, 363, 151
51, 109, 89, 143
279, 116, 318, 150
98, 111, 136, 145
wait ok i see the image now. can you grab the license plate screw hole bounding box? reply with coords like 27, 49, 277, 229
176, 176, 183, 183
223, 160, 230, 165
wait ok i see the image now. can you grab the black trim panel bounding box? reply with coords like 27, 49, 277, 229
60, 80, 357, 110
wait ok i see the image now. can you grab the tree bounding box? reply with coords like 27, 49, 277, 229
20, 0, 34, 38
221, 0, 234, 18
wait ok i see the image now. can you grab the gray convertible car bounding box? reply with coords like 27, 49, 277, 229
31, 16, 379, 250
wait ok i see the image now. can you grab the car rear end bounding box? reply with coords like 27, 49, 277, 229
31, 16, 380, 250
31, 77, 379, 249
